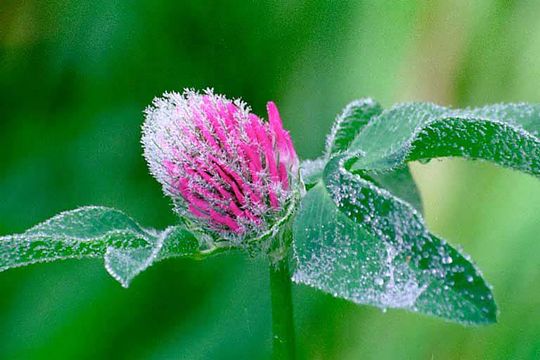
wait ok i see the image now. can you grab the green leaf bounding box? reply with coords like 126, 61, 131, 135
0, 207, 201, 287
366, 165, 423, 213
322, 99, 424, 212
105, 225, 200, 287
292, 157, 497, 324
325, 98, 383, 156
302, 98, 388, 191
348, 102, 540, 175
300, 157, 326, 190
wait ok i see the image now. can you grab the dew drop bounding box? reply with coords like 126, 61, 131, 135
442, 255, 453, 264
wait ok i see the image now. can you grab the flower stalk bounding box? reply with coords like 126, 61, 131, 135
270, 254, 295, 360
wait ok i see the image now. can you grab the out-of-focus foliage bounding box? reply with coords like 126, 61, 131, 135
1, 0, 539, 359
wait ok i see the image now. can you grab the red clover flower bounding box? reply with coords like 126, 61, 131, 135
142, 89, 300, 244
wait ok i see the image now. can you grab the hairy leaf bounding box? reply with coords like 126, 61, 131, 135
300, 157, 326, 190
322, 98, 424, 213
292, 157, 496, 324
300, 160, 424, 212
348, 102, 540, 175
0, 207, 200, 287
366, 165, 423, 213
325, 98, 383, 156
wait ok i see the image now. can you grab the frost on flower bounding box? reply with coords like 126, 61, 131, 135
142, 89, 300, 243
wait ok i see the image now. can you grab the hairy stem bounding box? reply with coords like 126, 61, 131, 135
270, 257, 295, 359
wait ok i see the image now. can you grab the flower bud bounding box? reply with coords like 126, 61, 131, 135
142, 89, 300, 243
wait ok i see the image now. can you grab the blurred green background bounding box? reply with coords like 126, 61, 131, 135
1, 1, 539, 359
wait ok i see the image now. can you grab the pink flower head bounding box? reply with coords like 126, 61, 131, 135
142, 89, 299, 241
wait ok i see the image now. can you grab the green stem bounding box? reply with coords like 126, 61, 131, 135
270, 257, 296, 360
